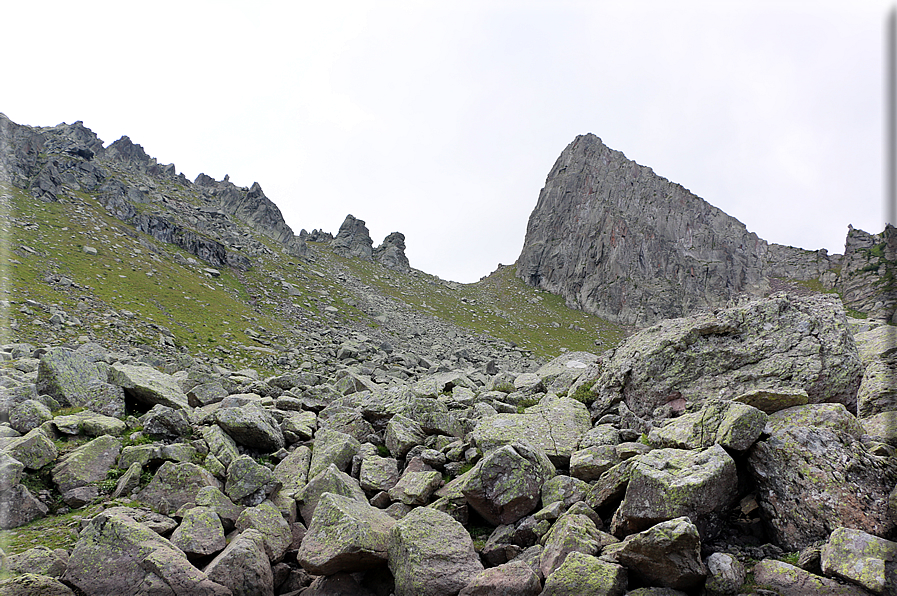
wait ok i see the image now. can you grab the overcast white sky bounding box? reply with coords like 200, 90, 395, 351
4, 1, 893, 282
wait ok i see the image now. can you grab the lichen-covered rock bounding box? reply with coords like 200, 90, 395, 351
195, 486, 244, 532
203, 528, 274, 596
225, 455, 281, 505
614, 517, 706, 590
235, 500, 292, 563
52, 410, 126, 437
857, 356, 897, 419
855, 324, 897, 366
138, 461, 220, 513
469, 397, 591, 467
749, 425, 897, 551
570, 445, 619, 482
51, 434, 121, 493
2, 428, 57, 470
539, 551, 627, 596
863, 411, 897, 445
297, 492, 396, 575
593, 294, 863, 418
36, 347, 125, 416
7, 546, 68, 578
458, 559, 543, 596
308, 427, 360, 479
296, 463, 367, 525
734, 387, 809, 413
385, 414, 427, 458
0, 484, 48, 529
359, 455, 400, 493
540, 512, 616, 577
273, 445, 311, 497
108, 362, 189, 410
0, 452, 25, 492
765, 403, 866, 438
704, 552, 745, 596
388, 506, 484, 596
389, 468, 443, 506
0, 573, 76, 596
8, 400, 52, 434
214, 402, 284, 452
462, 442, 555, 525
752, 558, 871, 596
170, 506, 227, 557
610, 444, 738, 539
648, 400, 767, 451
64, 512, 230, 595
141, 404, 192, 439
202, 424, 240, 469
821, 527, 897, 595
540, 474, 589, 510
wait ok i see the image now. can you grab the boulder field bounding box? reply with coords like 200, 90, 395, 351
0, 292, 895, 595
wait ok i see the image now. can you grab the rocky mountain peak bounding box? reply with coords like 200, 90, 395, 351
105, 135, 151, 164
374, 231, 410, 271
516, 133, 770, 326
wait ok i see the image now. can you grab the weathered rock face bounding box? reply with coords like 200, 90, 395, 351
374, 231, 411, 271
216, 180, 307, 257
835, 225, 897, 324
516, 133, 770, 326
331, 214, 374, 260
595, 293, 864, 418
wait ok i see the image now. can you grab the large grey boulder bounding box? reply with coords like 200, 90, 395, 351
203, 528, 274, 596
469, 397, 591, 466
0, 484, 48, 529
331, 214, 374, 259
296, 464, 367, 525
170, 506, 227, 557
610, 444, 738, 539
857, 356, 897, 418
593, 294, 863, 418
52, 410, 126, 437
141, 404, 192, 439
214, 402, 284, 452
64, 511, 230, 595
297, 492, 396, 575
3, 427, 58, 470
8, 400, 52, 434
7, 545, 68, 578
225, 455, 281, 505
539, 512, 616, 578
202, 424, 240, 469
0, 574, 76, 596
234, 500, 292, 563
388, 506, 484, 596
704, 552, 746, 596
385, 414, 427, 458
358, 455, 400, 493
273, 445, 311, 497
752, 558, 872, 596
35, 347, 125, 416
51, 434, 121, 493
539, 551, 627, 596
138, 461, 221, 513
647, 399, 767, 451
614, 517, 707, 590
765, 402, 866, 437
748, 424, 897, 551
108, 363, 189, 410
821, 527, 897, 595
458, 559, 543, 596
308, 427, 360, 479
461, 442, 556, 525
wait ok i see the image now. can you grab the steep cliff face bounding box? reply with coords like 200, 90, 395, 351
516, 134, 771, 326
835, 225, 897, 323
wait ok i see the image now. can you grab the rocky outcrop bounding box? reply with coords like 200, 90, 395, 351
834, 224, 897, 324
215, 180, 308, 257
331, 214, 374, 259
375, 231, 411, 271
516, 133, 770, 326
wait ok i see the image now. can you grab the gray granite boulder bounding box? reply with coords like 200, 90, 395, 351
203, 528, 274, 596
64, 511, 230, 595
614, 517, 706, 590
610, 444, 738, 539
821, 527, 897, 595
748, 425, 897, 551
225, 455, 281, 505
298, 492, 396, 575
469, 396, 591, 467
539, 551, 627, 596
752, 559, 871, 596
3, 428, 57, 470
0, 484, 48, 529
593, 294, 863, 418
214, 402, 284, 451
141, 404, 192, 439
138, 461, 220, 513
458, 559, 543, 596
170, 506, 227, 557
540, 512, 616, 577
52, 410, 126, 437
108, 362, 189, 410
388, 506, 484, 596
7, 545, 68, 577
647, 399, 767, 451
296, 463, 367, 525
308, 427, 360, 479
273, 445, 311, 497
235, 500, 292, 562
51, 434, 121, 493
385, 413, 427, 458
36, 347, 125, 416
857, 356, 897, 419
704, 552, 746, 596
8, 400, 52, 434
0, 574, 76, 596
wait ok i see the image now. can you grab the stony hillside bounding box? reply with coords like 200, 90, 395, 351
0, 115, 894, 596
516, 133, 895, 327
